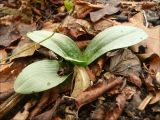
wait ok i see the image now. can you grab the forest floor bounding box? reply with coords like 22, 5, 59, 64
0, 0, 160, 120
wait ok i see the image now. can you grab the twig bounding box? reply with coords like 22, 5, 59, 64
142, 10, 149, 27
0, 93, 24, 119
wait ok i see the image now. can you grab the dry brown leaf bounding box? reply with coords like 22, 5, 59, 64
0, 22, 36, 47
75, 78, 123, 108
90, 5, 119, 22
109, 49, 141, 77
148, 55, 160, 73
61, 16, 94, 38
105, 86, 136, 120
94, 19, 113, 31
11, 37, 40, 60
43, 21, 61, 32
0, 24, 21, 47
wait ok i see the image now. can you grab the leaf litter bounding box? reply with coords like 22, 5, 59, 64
0, 0, 160, 120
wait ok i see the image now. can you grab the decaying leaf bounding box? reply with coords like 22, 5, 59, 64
0, 24, 21, 47
75, 78, 123, 108
0, 23, 36, 47
61, 16, 94, 38
105, 86, 135, 120
109, 49, 142, 77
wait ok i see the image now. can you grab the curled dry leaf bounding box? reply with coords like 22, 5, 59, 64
105, 93, 126, 120
109, 49, 141, 77
75, 78, 123, 108
61, 16, 94, 38
105, 86, 135, 120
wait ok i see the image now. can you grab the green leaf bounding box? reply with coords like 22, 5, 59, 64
27, 30, 85, 65
64, 0, 73, 11
14, 60, 69, 94
84, 25, 148, 65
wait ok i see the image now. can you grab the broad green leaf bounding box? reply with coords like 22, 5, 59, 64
64, 0, 73, 11
27, 30, 85, 65
84, 25, 148, 65
14, 60, 69, 94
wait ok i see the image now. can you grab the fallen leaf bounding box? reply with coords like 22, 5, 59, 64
11, 37, 40, 60
94, 19, 113, 31
109, 49, 142, 77
90, 5, 119, 22
75, 77, 123, 108
61, 16, 94, 38
105, 86, 135, 120
0, 24, 21, 47
0, 22, 36, 47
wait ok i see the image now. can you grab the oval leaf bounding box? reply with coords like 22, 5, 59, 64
27, 30, 85, 65
14, 60, 69, 94
84, 25, 148, 65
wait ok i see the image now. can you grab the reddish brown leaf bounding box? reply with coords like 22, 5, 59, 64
75, 78, 123, 108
